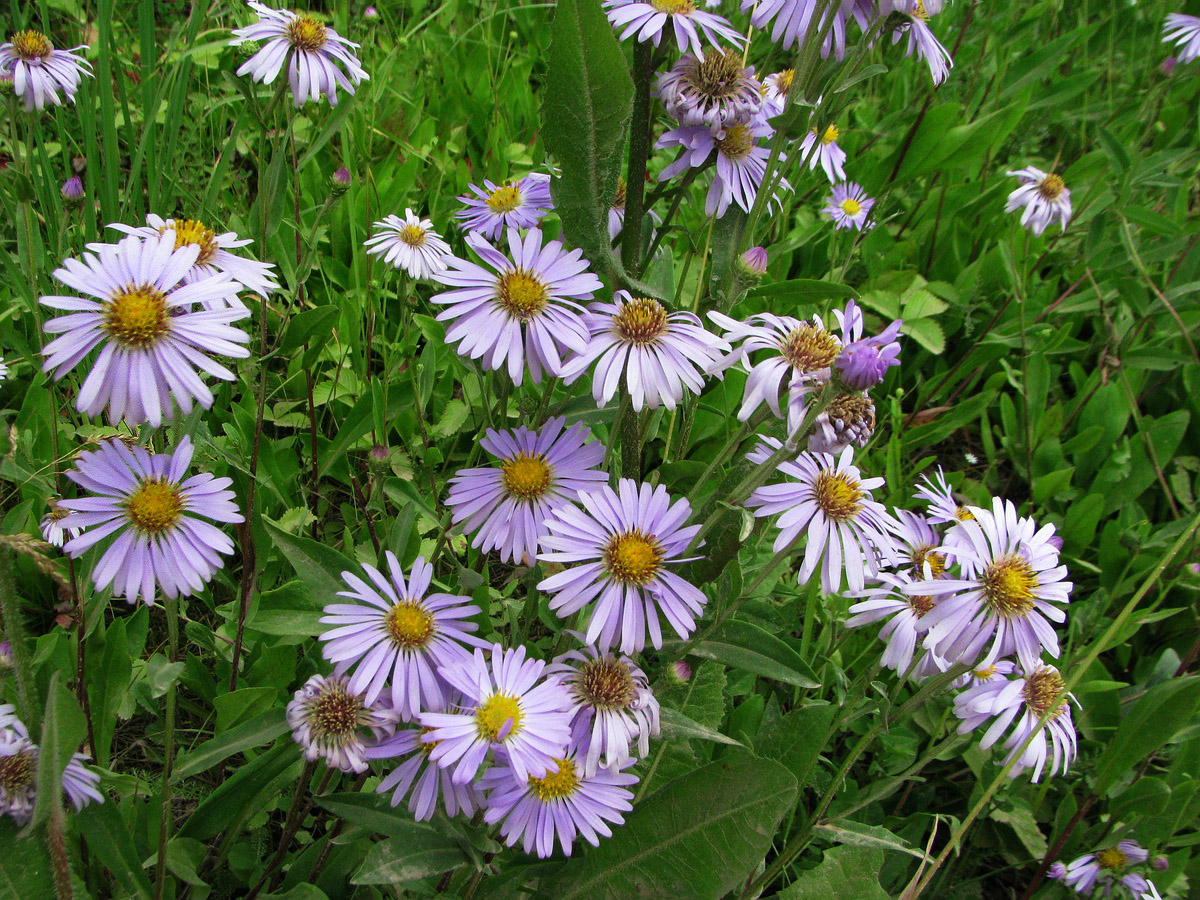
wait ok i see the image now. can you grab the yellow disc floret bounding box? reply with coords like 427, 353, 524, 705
10, 30, 52, 61
813, 470, 863, 521
104, 285, 171, 348
286, 15, 328, 51
496, 269, 549, 320
486, 183, 522, 213
125, 479, 185, 534
614, 297, 669, 345
476, 694, 523, 741
604, 530, 664, 586
528, 758, 580, 802
501, 453, 553, 501
981, 553, 1038, 617
385, 600, 435, 649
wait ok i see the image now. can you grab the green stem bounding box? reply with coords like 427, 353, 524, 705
620, 41, 654, 278
153, 594, 181, 900
0, 550, 38, 732
620, 401, 642, 480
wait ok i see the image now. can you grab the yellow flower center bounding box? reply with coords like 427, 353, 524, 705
912, 0, 930, 20
954, 506, 975, 521
485, 183, 522, 213
286, 14, 328, 51
125, 479, 185, 534
973, 665, 997, 680
165, 219, 219, 267
604, 529, 664, 586
911, 545, 946, 578
476, 694, 523, 741
821, 124, 840, 145
780, 323, 840, 373
0, 748, 35, 794
385, 600, 435, 649
501, 453, 553, 501
813, 470, 863, 521
310, 685, 364, 738
981, 553, 1038, 617
496, 269, 549, 320
614, 297, 668, 345
715, 123, 754, 160
399, 224, 427, 247
103, 285, 171, 348
841, 198, 862, 216
1038, 173, 1066, 200
908, 595, 934, 617
1097, 848, 1128, 871
528, 758, 580, 802
651, 0, 695, 13
418, 726, 440, 756
773, 69, 795, 97
576, 657, 636, 711
1022, 667, 1066, 719
690, 48, 746, 101
10, 30, 52, 61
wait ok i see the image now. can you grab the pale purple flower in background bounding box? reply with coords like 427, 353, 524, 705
836, 318, 902, 389
0, 711, 103, 823
658, 121, 785, 218
1161, 55, 1178, 75
825, 181, 874, 230
59, 437, 242, 605
0, 357, 6, 383
799, 124, 847, 182
479, 753, 637, 858
41, 233, 250, 425
603, 0, 745, 55
916, 467, 975, 526
420, 644, 573, 785
365, 210, 452, 279
286, 674, 394, 773
230, 1, 368, 107
1163, 14, 1200, 64
742, 0, 869, 59
884, 0, 953, 85
761, 68, 795, 118
954, 663, 1076, 782
607, 176, 662, 241
1053, 839, 1153, 895
847, 570, 937, 674
1005, 167, 1072, 236
431, 229, 597, 386
655, 48, 763, 128
0, 30, 91, 112
539, 479, 706, 654
40, 500, 82, 548
319, 554, 485, 720
446, 417, 607, 565
889, 508, 950, 578
562, 292, 730, 411
365, 722, 478, 821
0, 643, 12, 669
456, 173, 553, 240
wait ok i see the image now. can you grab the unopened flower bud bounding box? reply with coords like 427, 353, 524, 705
367, 443, 390, 474
1152, 856, 1169, 872
668, 660, 691, 683
741, 246, 768, 275
1162, 56, 1177, 76
1047, 862, 1066, 881
331, 165, 351, 197
363, 5, 379, 18
0, 640, 12, 669
61, 176, 85, 207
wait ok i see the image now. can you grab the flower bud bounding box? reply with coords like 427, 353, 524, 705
0, 640, 12, 669
61, 176, 85, 207
367, 443, 390, 475
667, 660, 691, 684
363, 5, 379, 18
735, 246, 769, 284
1162, 56, 1177, 76
1152, 856, 1169, 872
1047, 862, 1066, 881
331, 165, 351, 197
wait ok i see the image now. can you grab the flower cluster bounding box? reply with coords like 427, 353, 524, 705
1049, 837, 1166, 899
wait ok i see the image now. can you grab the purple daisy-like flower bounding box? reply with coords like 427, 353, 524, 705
1164, 14, 1200, 64
657, 121, 785, 218
430, 229, 598, 387
40, 500, 83, 549
106, 214, 280, 300
953, 663, 1077, 782
761, 68, 796, 118
1005, 167, 1072, 236
889, 508, 951, 577
40, 233, 251, 427
825, 181, 875, 230
799, 124, 847, 183
1054, 840, 1151, 895
538, 480, 707, 654
603, 0, 745, 55
835, 318, 902, 390
364, 722, 478, 821
0, 713, 103, 824
915, 467, 975, 526
907, 497, 1072, 671
286, 673, 394, 773
545, 642, 660, 776
446, 417, 607, 566
230, 1, 368, 107
747, 445, 897, 594
0, 30, 91, 112
655, 48, 763, 128
561, 292, 730, 412
847, 570, 936, 674
479, 753, 637, 858
741, 0, 869, 59
607, 177, 661, 241
455, 173, 553, 241
319, 554, 486, 720
884, 0, 953, 85
364, 210, 452, 280
58, 437, 243, 605
420, 644, 573, 785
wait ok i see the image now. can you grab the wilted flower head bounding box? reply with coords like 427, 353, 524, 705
0, 30, 92, 112
287, 674, 394, 772
808, 392, 876, 454
655, 48, 763, 128
1005, 167, 1072, 236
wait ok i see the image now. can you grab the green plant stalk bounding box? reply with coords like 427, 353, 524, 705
47, 799, 75, 900
153, 593, 181, 900
620, 41, 654, 278
621, 399, 642, 480
0, 550, 38, 732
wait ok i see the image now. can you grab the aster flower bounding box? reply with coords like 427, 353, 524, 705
808, 392, 876, 455
479, 753, 637, 858
561, 292, 730, 412
915, 467, 975, 526
58, 437, 243, 605
287, 674, 394, 773
889, 508, 950, 577
835, 318, 902, 389
747, 445, 896, 594
1053, 840, 1153, 896
545, 642, 660, 776
0, 713, 103, 824
603, 0, 745, 55
445, 417, 607, 566
318, 554, 486, 719
657, 121, 786, 218
364, 210, 452, 279
364, 723, 477, 821
741, 0, 869, 59
455, 173, 553, 241
230, 1, 368, 108
846, 570, 935, 674
799, 124, 847, 183
40, 500, 82, 548
0, 30, 91, 113
825, 181, 874, 230
105, 214, 279, 300
430, 229, 598, 386
953, 663, 1077, 782
40, 233, 251, 426
761, 69, 795, 118
538, 480, 707, 654
907, 498, 1072, 671
655, 48, 763, 128
885, 0, 953, 85
1005, 167, 1072, 236
1163, 14, 1200, 64
420, 644, 573, 785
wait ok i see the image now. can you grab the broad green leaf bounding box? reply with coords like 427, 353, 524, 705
551, 754, 798, 900
265, 519, 357, 606
659, 707, 744, 747
683, 620, 820, 689
172, 708, 289, 783
76, 802, 154, 900
813, 821, 924, 859
1109, 776, 1172, 823
755, 704, 837, 788
777, 845, 888, 899
317, 791, 440, 837
32, 673, 86, 828
279, 305, 339, 355
351, 829, 470, 885
0, 819, 54, 897
744, 278, 859, 303
89, 615, 134, 767
1093, 676, 1200, 797
179, 742, 302, 841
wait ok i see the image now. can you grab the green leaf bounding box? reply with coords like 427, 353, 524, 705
659, 707, 744, 747
279, 305, 340, 355
317, 791, 440, 837
1109, 776, 1172, 823
551, 753, 798, 900
754, 704, 837, 788
351, 828, 470, 885
32, 672, 86, 828
179, 742, 302, 841
777, 845, 888, 899
0, 818, 54, 897
1093, 676, 1200, 797
683, 620, 820, 688
541, 0, 632, 285
265, 519, 356, 606
171, 708, 289, 783
743, 279, 859, 303
89, 615, 134, 768
76, 802, 154, 900
813, 821, 924, 859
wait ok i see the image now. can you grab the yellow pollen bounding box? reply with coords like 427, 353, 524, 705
912, 546, 946, 579
841, 198, 862, 216
954, 506, 975, 521
476, 694, 523, 741
486, 182, 522, 213
604, 530, 664, 586
286, 15, 328, 51
908, 595, 934, 617
981, 553, 1038, 617
780, 323, 840, 373
912, 0, 930, 20
496, 269, 549, 320
821, 124, 840, 145
10, 30, 52, 61
1038, 173, 1066, 200
125, 479, 184, 534
311, 688, 363, 737
715, 123, 754, 159
1097, 848, 1128, 871
165, 219, 219, 267
528, 758, 580, 802
1022, 667, 1066, 719
577, 657, 636, 711
385, 600, 435, 649
0, 749, 35, 794
773, 69, 795, 96
501, 453, 553, 501
651, 0, 695, 13
418, 726, 440, 756
973, 665, 997, 680
614, 297, 668, 345
399, 224, 427, 247
813, 470, 863, 521
103, 285, 171, 348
